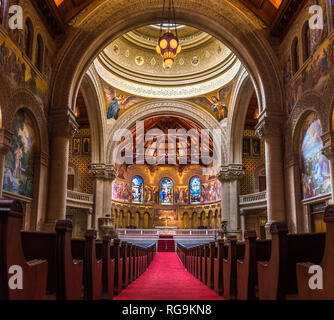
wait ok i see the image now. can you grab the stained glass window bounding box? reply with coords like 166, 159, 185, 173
160, 178, 173, 205
131, 176, 144, 204
189, 177, 201, 204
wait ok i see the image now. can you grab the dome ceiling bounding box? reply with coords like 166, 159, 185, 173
94, 25, 241, 99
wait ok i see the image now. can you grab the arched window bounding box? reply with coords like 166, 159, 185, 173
35, 35, 44, 72
131, 176, 144, 204
160, 178, 173, 205
299, 113, 331, 200
291, 37, 300, 74
302, 22, 311, 62
189, 176, 201, 204
24, 18, 33, 59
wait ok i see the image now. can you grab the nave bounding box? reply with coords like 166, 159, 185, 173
115, 253, 222, 300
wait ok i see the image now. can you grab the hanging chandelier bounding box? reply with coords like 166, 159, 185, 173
156, 0, 181, 69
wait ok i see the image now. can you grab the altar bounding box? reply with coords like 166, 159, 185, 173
155, 226, 177, 235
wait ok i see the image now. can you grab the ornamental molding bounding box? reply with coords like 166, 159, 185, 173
217, 164, 245, 182
89, 163, 116, 181
49, 109, 79, 138
255, 116, 283, 139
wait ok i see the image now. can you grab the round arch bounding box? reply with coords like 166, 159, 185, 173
106, 100, 228, 166
80, 69, 107, 163
227, 68, 255, 164
50, 0, 283, 126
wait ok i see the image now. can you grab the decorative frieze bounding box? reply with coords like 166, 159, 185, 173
89, 163, 116, 181
217, 164, 245, 182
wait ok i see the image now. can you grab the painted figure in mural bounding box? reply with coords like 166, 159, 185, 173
13, 144, 23, 178
300, 114, 331, 200
102, 80, 146, 120
107, 95, 125, 120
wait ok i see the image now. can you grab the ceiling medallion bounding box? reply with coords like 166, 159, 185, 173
155, 0, 182, 69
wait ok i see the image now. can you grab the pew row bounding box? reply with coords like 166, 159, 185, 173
297, 205, 334, 300
0, 199, 48, 300
257, 222, 325, 300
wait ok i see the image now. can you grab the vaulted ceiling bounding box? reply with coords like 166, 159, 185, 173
34, 0, 306, 40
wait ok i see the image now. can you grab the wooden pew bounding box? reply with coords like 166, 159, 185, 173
132, 245, 138, 281
71, 230, 103, 300
128, 243, 133, 284
297, 205, 334, 299
96, 236, 115, 300
121, 242, 129, 289
0, 199, 47, 300
206, 242, 215, 289
223, 236, 245, 300
111, 239, 123, 295
236, 231, 271, 300
257, 222, 325, 300
197, 245, 203, 281
22, 220, 83, 300
202, 244, 209, 285
214, 240, 227, 295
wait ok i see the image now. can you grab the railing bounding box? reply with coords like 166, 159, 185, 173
239, 191, 267, 207
117, 229, 220, 236
66, 190, 94, 209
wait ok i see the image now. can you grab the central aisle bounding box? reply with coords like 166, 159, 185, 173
115, 252, 223, 300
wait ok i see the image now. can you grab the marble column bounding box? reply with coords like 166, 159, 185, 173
240, 209, 246, 241
44, 111, 78, 231
0, 129, 12, 197
218, 164, 245, 238
89, 163, 116, 229
256, 116, 286, 237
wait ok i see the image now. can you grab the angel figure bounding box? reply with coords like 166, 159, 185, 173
101, 80, 146, 120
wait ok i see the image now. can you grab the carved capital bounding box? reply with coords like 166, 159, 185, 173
322, 132, 334, 160
255, 116, 282, 139
89, 163, 116, 181
0, 129, 13, 155
49, 109, 79, 138
217, 164, 245, 182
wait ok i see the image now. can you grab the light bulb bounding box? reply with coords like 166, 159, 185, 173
164, 58, 174, 68
170, 38, 178, 49
156, 45, 161, 55
177, 45, 181, 54
160, 39, 168, 49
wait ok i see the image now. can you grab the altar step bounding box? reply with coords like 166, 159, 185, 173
158, 235, 175, 252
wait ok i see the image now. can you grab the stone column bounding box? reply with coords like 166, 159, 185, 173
256, 116, 286, 236
218, 164, 245, 238
44, 111, 78, 231
240, 209, 246, 241
0, 129, 12, 197
89, 163, 115, 229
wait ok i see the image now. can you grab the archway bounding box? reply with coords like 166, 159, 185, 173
50, 0, 283, 125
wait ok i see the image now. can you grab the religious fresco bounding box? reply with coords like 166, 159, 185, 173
189, 177, 201, 204
300, 113, 331, 200
160, 178, 174, 205
202, 180, 222, 203
100, 79, 146, 120
186, 82, 233, 122
112, 180, 131, 202
282, 0, 330, 114
0, 34, 48, 97
3, 110, 36, 198
131, 176, 144, 204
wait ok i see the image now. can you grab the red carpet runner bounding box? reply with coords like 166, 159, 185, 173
115, 253, 223, 300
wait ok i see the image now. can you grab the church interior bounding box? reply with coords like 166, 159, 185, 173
1, 0, 334, 301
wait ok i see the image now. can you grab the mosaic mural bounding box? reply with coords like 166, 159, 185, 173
300, 113, 331, 200
0, 35, 48, 97
100, 79, 146, 120
112, 180, 131, 203
3, 110, 36, 198
282, 0, 331, 114
187, 82, 233, 122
